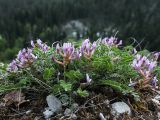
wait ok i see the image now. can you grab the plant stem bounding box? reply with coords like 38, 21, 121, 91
64, 65, 66, 81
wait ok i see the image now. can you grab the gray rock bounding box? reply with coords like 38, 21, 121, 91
70, 113, 77, 120
64, 108, 71, 116
43, 108, 54, 119
26, 110, 32, 115
158, 112, 160, 119
46, 95, 62, 113
99, 113, 106, 120
111, 102, 131, 116
154, 95, 160, 100
156, 90, 160, 95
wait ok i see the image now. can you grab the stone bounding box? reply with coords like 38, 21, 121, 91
151, 99, 160, 105
26, 110, 32, 115
64, 108, 71, 116
43, 108, 54, 119
156, 90, 160, 95
154, 95, 160, 101
70, 113, 77, 120
46, 95, 62, 113
99, 113, 106, 120
158, 112, 160, 119
111, 102, 131, 116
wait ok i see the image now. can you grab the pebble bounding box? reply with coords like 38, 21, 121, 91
111, 102, 131, 116
154, 95, 160, 101
70, 113, 77, 120
64, 108, 71, 116
46, 95, 62, 113
43, 108, 54, 119
99, 113, 106, 120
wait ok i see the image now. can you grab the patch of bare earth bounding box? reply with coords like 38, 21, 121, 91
0, 87, 160, 120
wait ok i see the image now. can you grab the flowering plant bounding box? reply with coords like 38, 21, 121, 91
101, 37, 122, 47
7, 48, 37, 72
131, 54, 158, 89
52, 43, 78, 66
1, 36, 160, 101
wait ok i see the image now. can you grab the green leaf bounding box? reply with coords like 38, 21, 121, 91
43, 68, 55, 80
0, 84, 21, 93
92, 56, 113, 72
52, 84, 62, 95
18, 78, 28, 85
64, 70, 83, 82
60, 80, 72, 92
100, 80, 134, 94
77, 88, 89, 97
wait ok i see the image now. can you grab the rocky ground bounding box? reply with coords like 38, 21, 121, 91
0, 87, 160, 120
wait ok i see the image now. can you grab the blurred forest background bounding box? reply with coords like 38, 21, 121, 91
0, 0, 160, 61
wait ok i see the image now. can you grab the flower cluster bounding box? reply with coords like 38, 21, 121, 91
153, 52, 160, 60
31, 39, 50, 53
7, 48, 37, 72
53, 43, 80, 65
6, 36, 160, 92
17, 48, 37, 67
101, 37, 122, 47
53, 39, 96, 66
80, 39, 96, 59
132, 54, 158, 88
7, 60, 18, 72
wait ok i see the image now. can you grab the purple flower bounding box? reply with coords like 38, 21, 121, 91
151, 76, 158, 88
132, 59, 140, 70
132, 55, 154, 73
80, 39, 97, 59
117, 40, 122, 46
16, 48, 37, 68
31, 40, 35, 47
136, 54, 141, 60
101, 37, 122, 47
31, 39, 50, 53
42, 44, 50, 52
37, 39, 42, 46
148, 61, 156, 71
53, 42, 76, 65
7, 60, 18, 72
62, 43, 75, 58
75, 49, 82, 60
133, 48, 137, 54
132, 54, 158, 88
86, 73, 92, 83
81, 39, 89, 50
154, 52, 160, 60
56, 43, 61, 53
